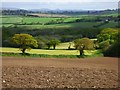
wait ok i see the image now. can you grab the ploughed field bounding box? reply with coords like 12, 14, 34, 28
2, 57, 119, 88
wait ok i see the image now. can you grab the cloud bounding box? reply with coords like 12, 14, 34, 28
2, 2, 118, 10
1, 0, 119, 2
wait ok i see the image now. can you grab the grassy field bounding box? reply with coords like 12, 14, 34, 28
0, 40, 103, 57
16, 24, 71, 29
56, 42, 74, 49
2, 16, 80, 24
2, 16, 23, 24
1, 47, 78, 55
1, 14, 117, 58
1, 15, 117, 29
1, 41, 75, 55
1, 47, 102, 57
14, 21, 117, 29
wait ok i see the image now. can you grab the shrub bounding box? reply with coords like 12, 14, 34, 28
99, 40, 110, 51
103, 42, 120, 57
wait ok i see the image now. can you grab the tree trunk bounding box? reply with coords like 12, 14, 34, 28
22, 48, 26, 54
48, 45, 50, 49
80, 50, 84, 56
79, 45, 85, 56
47, 44, 50, 49
53, 45, 56, 49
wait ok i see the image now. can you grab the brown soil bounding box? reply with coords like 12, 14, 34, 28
2, 57, 119, 88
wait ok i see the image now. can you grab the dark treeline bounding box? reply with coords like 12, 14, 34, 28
2, 26, 102, 48
1, 9, 33, 15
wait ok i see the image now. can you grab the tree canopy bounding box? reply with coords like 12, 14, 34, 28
97, 28, 119, 43
11, 34, 38, 54
74, 38, 94, 56
97, 28, 120, 57
46, 39, 60, 49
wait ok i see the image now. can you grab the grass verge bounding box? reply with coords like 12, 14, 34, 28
1, 51, 103, 58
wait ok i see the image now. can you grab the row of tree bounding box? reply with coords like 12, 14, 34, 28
10, 28, 119, 57
11, 33, 94, 56
11, 34, 61, 53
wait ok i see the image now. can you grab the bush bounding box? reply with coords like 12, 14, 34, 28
37, 41, 45, 49
99, 40, 110, 51
103, 42, 120, 57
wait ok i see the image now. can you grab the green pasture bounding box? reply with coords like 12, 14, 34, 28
56, 42, 74, 49
0, 41, 98, 56
2, 16, 80, 24
2, 21, 117, 29
22, 17, 59, 24
15, 21, 115, 29
2, 16, 23, 24
0, 41, 101, 56
99, 22, 118, 28
1, 15, 118, 29
16, 24, 71, 29
1, 47, 102, 56
22, 17, 80, 23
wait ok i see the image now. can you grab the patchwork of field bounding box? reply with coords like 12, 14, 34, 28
2, 16, 80, 24
1, 12, 119, 89
1, 15, 118, 29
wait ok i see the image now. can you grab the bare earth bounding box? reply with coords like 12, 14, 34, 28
2, 57, 119, 88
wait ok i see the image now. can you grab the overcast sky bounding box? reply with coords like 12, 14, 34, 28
2, 0, 119, 10
1, 0, 119, 2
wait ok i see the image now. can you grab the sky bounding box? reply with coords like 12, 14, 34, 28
1, 0, 119, 10
1, 0, 119, 2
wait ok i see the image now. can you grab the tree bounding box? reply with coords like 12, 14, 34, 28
68, 42, 72, 50
97, 28, 120, 57
11, 34, 38, 54
74, 38, 94, 56
99, 40, 110, 51
50, 39, 60, 49
45, 39, 60, 50
103, 42, 120, 57
46, 41, 52, 49
97, 28, 118, 43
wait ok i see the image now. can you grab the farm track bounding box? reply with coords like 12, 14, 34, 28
2, 57, 119, 88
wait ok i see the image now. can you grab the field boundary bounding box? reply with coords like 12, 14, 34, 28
1, 52, 103, 58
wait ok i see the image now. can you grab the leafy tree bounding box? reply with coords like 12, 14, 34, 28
97, 34, 110, 42
68, 42, 72, 50
37, 41, 45, 49
50, 39, 61, 49
45, 39, 60, 50
103, 42, 120, 57
97, 28, 118, 43
74, 38, 94, 56
46, 41, 52, 49
35, 37, 46, 49
97, 28, 120, 57
99, 40, 110, 51
11, 34, 38, 54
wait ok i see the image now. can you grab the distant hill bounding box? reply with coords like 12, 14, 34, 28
1, 8, 118, 16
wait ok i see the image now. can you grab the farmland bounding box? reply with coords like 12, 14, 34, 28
1, 14, 118, 29
0, 40, 103, 58
1, 3, 119, 89
2, 13, 119, 44
1, 12, 119, 57
1, 47, 102, 56
2, 57, 118, 88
